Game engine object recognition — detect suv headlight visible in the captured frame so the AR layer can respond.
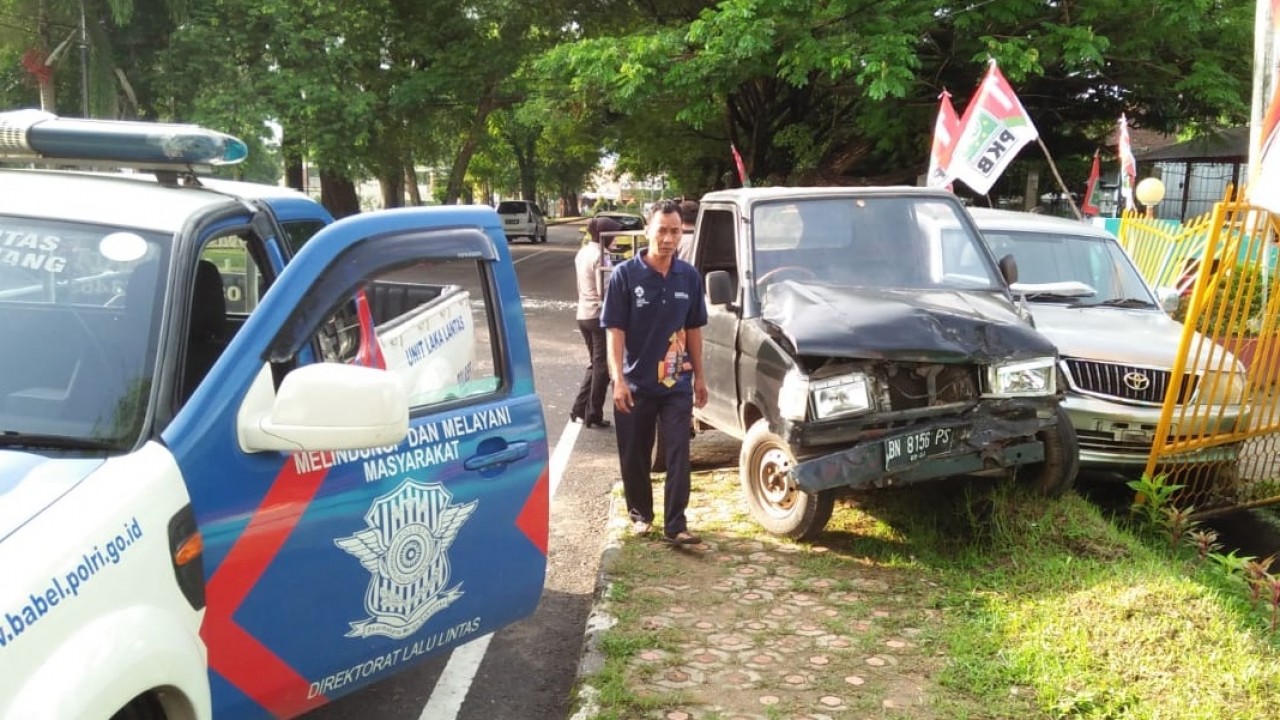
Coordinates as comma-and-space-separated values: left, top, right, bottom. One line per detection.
811, 374, 872, 420
1195, 370, 1248, 406
985, 357, 1056, 397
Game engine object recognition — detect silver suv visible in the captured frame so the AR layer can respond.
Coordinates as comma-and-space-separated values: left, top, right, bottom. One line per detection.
969, 208, 1247, 473
496, 199, 547, 243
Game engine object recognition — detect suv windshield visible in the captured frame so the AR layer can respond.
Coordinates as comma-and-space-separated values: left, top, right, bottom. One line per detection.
752, 196, 1002, 298
982, 229, 1155, 306
0, 218, 168, 451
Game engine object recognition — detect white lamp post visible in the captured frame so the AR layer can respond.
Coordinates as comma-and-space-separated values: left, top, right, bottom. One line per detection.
1136, 177, 1166, 219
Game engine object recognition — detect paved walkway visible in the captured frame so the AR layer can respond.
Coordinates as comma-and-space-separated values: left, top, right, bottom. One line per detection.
575, 463, 952, 719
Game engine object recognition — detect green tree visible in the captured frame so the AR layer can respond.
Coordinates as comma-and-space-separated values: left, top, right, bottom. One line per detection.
540, 0, 1253, 194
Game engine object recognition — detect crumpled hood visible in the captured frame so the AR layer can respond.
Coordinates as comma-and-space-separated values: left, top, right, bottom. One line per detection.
0, 451, 103, 542
761, 282, 1056, 362
1030, 305, 1241, 371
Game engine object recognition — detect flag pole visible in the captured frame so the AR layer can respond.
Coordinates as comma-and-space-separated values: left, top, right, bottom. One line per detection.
1036, 138, 1083, 220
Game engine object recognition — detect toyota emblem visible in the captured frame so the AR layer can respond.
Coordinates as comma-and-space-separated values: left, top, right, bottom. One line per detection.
1123, 371, 1151, 391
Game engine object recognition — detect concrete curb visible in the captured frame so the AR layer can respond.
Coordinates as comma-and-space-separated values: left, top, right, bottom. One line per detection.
568, 481, 627, 720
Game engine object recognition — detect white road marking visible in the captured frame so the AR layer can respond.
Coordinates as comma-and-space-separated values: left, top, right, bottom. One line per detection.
512, 249, 549, 265
550, 420, 582, 499
417, 419, 581, 718
417, 633, 492, 720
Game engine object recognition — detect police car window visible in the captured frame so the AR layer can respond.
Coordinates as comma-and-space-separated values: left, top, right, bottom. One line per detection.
199, 235, 265, 316
0, 218, 167, 448
315, 257, 501, 410
282, 220, 326, 255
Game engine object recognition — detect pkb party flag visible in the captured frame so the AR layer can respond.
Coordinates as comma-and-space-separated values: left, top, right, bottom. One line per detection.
951, 60, 1039, 195
927, 89, 960, 189
1081, 149, 1102, 216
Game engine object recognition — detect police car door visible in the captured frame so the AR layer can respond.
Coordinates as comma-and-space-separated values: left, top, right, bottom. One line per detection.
163, 207, 548, 720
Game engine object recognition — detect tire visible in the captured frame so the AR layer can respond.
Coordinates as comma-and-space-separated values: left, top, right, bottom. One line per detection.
111, 695, 165, 720
739, 419, 835, 540
1022, 405, 1078, 496
538, 227, 548, 243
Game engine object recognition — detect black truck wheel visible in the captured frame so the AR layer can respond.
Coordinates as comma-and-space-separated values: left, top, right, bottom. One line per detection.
1023, 405, 1079, 496
740, 419, 834, 540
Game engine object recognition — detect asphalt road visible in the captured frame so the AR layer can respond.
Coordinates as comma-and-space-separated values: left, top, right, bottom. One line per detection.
306, 220, 616, 720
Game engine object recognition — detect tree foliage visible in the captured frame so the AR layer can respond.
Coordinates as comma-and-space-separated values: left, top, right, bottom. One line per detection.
0, 0, 1259, 210
539, 0, 1253, 196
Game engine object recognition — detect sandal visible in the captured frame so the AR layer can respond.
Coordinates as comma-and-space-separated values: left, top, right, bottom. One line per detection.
664, 531, 701, 545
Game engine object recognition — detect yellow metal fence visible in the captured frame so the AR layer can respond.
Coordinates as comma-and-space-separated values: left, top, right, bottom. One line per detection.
1125, 187, 1280, 516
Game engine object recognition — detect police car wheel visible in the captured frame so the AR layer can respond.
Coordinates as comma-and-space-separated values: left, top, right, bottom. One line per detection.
111, 694, 165, 720
1022, 406, 1079, 497
740, 419, 834, 540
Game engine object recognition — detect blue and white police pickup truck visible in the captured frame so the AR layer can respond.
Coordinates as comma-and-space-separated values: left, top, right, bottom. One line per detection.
0, 110, 549, 719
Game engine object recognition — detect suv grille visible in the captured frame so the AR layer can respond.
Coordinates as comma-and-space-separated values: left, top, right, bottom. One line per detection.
1063, 358, 1197, 405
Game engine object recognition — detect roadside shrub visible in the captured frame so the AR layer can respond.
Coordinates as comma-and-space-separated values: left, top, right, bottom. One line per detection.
1173, 261, 1268, 337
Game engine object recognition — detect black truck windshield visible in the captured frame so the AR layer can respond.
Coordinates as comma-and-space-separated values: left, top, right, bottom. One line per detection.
752, 196, 1003, 296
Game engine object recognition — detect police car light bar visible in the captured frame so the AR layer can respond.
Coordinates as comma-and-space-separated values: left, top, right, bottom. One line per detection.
0, 109, 248, 167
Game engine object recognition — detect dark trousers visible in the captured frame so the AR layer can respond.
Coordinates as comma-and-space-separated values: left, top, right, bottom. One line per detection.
615, 389, 693, 536
571, 319, 610, 422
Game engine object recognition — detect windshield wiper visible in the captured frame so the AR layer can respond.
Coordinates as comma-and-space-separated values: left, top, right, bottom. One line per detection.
1021, 292, 1085, 303
0, 430, 117, 451
1074, 297, 1157, 309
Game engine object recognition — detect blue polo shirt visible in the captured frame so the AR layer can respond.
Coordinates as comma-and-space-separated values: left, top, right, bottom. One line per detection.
601, 250, 708, 395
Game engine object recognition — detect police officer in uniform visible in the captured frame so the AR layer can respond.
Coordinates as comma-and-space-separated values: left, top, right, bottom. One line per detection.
601, 200, 708, 544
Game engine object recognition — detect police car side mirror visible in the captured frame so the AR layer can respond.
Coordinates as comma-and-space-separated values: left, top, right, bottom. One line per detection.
238, 364, 409, 453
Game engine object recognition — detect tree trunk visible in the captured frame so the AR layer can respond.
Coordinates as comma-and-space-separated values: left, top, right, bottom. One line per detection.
444, 84, 500, 204
320, 171, 361, 219
405, 162, 422, 206
379, 170, 405, 209
283, 132, 305, 192
515, 138, 537, 202
559, 187, 580, 216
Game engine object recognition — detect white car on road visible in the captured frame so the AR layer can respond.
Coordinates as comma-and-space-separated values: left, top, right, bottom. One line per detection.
496, 200, 547, 243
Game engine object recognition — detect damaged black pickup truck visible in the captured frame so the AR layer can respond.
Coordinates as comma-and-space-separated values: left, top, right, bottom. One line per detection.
685, 187, 1078, 539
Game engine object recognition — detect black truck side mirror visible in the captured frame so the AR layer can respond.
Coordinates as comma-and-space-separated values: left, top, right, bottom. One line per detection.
706, 270, 735, 306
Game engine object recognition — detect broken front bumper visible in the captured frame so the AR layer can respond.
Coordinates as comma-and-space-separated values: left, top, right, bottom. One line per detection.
790, 409, 1054, 494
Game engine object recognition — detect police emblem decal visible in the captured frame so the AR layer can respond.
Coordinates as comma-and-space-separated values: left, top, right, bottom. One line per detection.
336, 479, 478, 639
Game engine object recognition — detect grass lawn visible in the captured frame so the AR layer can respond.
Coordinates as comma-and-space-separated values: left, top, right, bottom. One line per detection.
576, 471, 1280, 719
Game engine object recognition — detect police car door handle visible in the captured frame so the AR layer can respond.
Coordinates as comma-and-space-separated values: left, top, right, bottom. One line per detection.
464, 441, 530, 470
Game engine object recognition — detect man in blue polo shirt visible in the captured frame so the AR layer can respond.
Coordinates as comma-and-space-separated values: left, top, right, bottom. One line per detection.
602, 199, 708, 544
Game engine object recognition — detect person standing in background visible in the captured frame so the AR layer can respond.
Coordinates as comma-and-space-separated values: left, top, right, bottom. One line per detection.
571, 216, 622, 428
602, 200, 708, 544
676, 198, 698, 262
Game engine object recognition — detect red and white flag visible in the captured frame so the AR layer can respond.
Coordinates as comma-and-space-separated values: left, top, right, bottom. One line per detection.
950, 60, 1039, 196
730, 143, 752, 188
927, 90, 960, 189
1081, 149, 1101, 216
1118, 114, 1138, 211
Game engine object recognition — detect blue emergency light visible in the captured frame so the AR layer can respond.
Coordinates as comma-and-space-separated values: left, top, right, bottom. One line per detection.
0, 109, 248, 167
